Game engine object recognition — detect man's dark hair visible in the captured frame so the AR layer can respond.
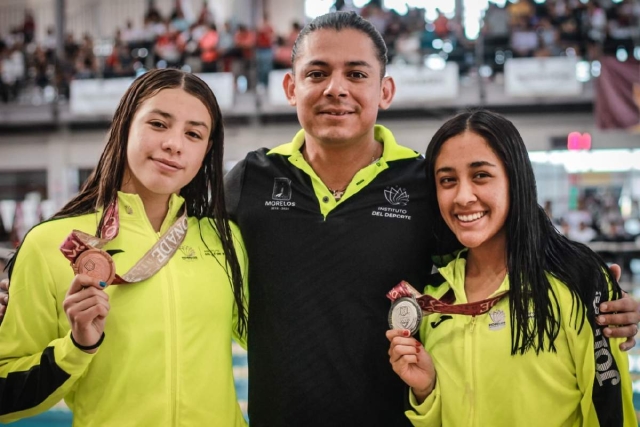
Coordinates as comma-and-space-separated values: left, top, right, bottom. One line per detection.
291, 11, 388, 78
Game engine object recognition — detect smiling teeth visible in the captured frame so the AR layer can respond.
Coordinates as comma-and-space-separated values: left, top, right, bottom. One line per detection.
457, 212, 485, 222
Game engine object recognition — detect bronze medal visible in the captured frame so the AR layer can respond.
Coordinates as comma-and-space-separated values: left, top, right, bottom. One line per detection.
388, 297, 423, 335
73, 248, 116, 285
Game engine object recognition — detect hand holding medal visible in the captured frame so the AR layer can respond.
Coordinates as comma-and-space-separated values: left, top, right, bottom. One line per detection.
62, 274, 110, 354
386, 280, 508, 335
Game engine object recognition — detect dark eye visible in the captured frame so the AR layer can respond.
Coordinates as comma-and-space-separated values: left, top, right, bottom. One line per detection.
349, 71, 366, 79
474, 172, 491, 179
307, 71, 325, 79
186, 131, 202, 139
439, 177, 456, 185
149, 121, 166, 129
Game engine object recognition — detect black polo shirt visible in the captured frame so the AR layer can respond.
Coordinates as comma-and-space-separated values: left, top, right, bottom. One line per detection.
226, 126, 454, 427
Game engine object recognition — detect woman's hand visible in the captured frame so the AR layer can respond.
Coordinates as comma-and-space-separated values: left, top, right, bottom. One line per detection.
0, 278, 8, 321
63, 275, 110, 354
386, 329, 436, 403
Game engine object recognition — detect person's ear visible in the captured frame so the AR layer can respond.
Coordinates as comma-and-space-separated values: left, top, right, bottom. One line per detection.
379, 76, 396, 110
283, 72, 297, 107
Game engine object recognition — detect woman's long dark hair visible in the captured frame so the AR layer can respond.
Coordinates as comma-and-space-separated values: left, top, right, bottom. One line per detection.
425, 109, 621, 354
48, 69, 247, 335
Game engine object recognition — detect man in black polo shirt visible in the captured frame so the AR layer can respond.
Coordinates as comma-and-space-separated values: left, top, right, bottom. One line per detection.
225, 11, 640, 427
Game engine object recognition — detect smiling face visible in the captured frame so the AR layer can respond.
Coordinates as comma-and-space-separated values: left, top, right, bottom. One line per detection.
283, 28, 395, 148
434, 131, 510, 251
122, 88, 211, 201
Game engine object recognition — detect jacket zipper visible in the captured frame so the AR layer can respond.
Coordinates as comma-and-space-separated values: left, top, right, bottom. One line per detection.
468, 316, 477, 426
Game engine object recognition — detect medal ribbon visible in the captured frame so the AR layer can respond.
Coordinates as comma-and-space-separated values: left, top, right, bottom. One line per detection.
60, 200, 188, 284
387, 280, 508, 316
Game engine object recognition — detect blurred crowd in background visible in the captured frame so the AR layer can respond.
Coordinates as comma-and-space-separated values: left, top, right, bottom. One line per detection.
1, 0, 639, 104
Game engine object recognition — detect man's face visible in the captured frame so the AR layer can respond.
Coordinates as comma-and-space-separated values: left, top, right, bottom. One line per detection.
283, 29, 394, 147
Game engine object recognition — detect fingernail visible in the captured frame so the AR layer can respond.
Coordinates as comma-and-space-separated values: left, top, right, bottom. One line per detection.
601, 304, 608, 312
99, 281, 107, 288
402, 330, 410, 337
597, 315, 605, 324
603, 328, 611, 337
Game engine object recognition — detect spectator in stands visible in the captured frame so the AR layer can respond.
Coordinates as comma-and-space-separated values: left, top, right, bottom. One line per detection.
218, 21, 235, 72
287, 21, 302, 47
33, 45, 51, 92
0, 43, 24, 103
569, 221, 598, 243
483, 2, 510, 47
273, 36, 292, 70
395, 27, 421, 65
534, 16, 562, 57
104, 41, 135, 78
255, 15, 275, 87
42, 26, 57, 61
196, 0, 215, 27
508, 0, 535, 27
170, 6, 190, 33
75, 34, 98, 79
22, 10, 35, 45
232, 24, 255, 89
199, 23, 220, 73
154, 23, 184, 68
585, 2, 607, 60
433, 9, 450, 39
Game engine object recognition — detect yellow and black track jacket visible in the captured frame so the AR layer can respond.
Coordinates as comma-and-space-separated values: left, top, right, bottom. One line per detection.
406, 250, 635, 427
0, 192, 248, 427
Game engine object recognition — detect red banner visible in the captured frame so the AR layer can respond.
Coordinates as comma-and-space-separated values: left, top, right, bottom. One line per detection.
595, 57, 640, 132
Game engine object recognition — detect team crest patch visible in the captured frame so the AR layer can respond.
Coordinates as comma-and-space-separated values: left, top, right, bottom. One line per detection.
272, 178, 292, 201
488, 309, 506, 331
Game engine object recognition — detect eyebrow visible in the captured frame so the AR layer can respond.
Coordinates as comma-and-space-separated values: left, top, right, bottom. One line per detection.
149, 108, 210, 130
303, 59, 374, 69
435, 161, 498, 174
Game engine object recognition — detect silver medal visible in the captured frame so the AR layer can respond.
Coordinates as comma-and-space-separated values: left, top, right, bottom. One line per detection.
388, 297, 423, 335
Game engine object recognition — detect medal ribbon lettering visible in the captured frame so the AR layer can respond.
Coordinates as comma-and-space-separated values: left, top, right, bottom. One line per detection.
387, 280, 508, 316
60, 200, 188, 285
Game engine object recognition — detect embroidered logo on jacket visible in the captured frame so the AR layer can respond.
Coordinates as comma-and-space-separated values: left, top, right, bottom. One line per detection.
371, 186, 411, 220
266, 177, 296, 210
384, 186, 409, 206
272, 178, 292, 201
179, 246, 198, 261
488, 309, 506, 331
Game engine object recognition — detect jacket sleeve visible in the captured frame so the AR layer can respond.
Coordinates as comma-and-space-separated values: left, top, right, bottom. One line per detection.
230, 222, 249, 350
0, 230, 96, 422
224, 159, 248, 223
404, 381, 442, 427
563, 282, 636, 427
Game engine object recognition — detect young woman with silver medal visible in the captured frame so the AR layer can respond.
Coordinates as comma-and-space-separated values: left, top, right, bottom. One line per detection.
387, 110, 635, 426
